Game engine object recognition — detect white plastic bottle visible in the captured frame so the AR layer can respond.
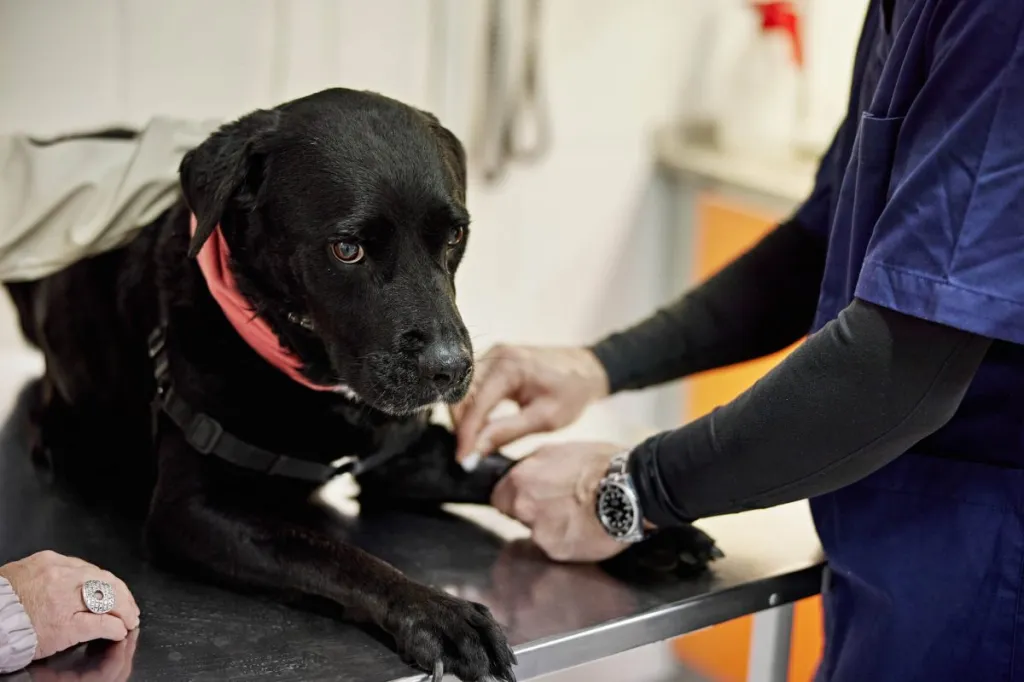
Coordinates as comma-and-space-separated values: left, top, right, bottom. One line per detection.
716, 1, 804, 161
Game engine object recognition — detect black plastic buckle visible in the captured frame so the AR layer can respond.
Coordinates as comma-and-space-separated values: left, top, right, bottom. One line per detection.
186, 413, 225, 454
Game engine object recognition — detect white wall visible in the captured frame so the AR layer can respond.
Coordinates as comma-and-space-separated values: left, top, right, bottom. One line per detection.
0, 0, 865, 442
0, 0, 437, 132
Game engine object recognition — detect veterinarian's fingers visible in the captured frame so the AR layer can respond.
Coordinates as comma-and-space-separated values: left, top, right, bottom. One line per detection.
490, 475, 514, 517
449, 385, 475, 426
491, 476, 531, 527
453, 345, 504, 420
455, 362, 522, 464
475, 401, 559, 458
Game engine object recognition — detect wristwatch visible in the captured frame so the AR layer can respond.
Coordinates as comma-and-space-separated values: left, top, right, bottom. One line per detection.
595, 450, 646, 543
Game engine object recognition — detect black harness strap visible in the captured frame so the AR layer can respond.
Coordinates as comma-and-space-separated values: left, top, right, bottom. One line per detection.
147, 326, 362, 484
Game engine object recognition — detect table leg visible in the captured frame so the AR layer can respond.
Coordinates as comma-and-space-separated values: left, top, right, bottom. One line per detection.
746, 602, 795, 682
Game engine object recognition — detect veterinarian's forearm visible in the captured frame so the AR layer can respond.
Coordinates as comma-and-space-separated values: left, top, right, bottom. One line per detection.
629, 299, 991, 526
591, 219, 826, 393
0, 118, 219, 282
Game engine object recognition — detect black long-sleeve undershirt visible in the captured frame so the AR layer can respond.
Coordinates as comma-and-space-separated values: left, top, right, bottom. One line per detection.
590, 221, 991, 526
591, 219, 827, 393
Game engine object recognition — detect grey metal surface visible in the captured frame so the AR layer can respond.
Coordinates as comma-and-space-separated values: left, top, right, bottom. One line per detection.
0, 380, 824, 681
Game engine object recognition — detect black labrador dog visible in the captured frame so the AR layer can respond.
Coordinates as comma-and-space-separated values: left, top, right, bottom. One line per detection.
5, 88, 720, 681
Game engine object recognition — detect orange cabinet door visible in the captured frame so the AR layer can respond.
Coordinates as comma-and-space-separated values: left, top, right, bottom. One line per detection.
671, 193, 823, 682
688, 194, 796, 419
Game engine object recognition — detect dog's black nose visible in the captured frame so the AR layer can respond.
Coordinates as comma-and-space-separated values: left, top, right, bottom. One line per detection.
418, 341, 471, 391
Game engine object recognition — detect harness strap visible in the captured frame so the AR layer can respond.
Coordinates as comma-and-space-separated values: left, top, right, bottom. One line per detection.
147, 326, 357, 484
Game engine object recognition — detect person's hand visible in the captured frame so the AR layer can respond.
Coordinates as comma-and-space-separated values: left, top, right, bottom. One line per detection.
0, 551, 140, 661
451, 345, 610, 466
491, 442, 626, 562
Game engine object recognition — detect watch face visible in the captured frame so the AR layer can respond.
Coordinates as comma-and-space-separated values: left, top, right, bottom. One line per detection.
598, 483, 636, 537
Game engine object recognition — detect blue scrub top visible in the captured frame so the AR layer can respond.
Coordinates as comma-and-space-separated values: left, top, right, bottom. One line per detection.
794, 0, 1024, 468
792, 3, 1024, 677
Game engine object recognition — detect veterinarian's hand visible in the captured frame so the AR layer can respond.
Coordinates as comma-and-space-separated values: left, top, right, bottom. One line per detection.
491, 442, 627, 562
0, 551, 140, 661
452, 345, 609, 465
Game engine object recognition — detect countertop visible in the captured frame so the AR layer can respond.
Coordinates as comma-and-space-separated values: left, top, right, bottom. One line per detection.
653, 122, 820, 207
0, 370, 824, 682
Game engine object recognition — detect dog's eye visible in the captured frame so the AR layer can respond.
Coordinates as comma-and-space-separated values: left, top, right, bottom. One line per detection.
330, 241, 364, 264
447, 226, 465, 247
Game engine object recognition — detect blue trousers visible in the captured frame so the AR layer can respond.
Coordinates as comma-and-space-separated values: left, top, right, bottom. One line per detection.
812, 454, 1024, 681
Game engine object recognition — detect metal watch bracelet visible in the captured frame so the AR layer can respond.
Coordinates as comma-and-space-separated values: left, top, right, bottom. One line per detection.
595, 450, 646, 543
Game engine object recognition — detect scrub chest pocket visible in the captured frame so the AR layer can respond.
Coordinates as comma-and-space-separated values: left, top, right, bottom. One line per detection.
850, 114, 903, 237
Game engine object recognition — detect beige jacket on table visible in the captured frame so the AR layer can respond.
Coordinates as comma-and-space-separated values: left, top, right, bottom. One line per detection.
0, 117, 220, 283
0, 116, 222, 676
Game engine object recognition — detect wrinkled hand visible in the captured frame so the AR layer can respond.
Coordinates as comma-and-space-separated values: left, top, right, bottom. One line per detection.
0, 551, 140, 661
451, 345, 609, 465
491, 442, 626, 562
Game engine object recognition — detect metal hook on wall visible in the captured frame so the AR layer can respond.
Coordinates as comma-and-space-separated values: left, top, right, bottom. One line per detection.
473, 0, 552, 184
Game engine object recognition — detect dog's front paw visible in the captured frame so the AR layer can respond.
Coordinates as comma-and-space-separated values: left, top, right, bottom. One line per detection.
600, 524, 724, 583
386, 585, 516, 682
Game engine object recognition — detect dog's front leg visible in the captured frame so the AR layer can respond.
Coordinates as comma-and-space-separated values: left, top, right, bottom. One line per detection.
357, 425, 514, 507
358, 425, 725, 581
145, 430, 516, 682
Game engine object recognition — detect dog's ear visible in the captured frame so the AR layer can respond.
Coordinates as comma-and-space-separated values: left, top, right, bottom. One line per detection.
179, 109, 281, 258
419, 111, 467, 201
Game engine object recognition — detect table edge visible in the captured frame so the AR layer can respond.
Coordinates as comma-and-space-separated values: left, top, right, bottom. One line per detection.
393, 561, 826, 681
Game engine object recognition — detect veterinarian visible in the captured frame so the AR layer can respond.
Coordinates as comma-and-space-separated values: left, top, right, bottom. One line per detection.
454, 1, 1024, 679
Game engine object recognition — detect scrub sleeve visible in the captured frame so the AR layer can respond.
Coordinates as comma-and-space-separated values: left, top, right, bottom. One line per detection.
815, 5, 1024, 342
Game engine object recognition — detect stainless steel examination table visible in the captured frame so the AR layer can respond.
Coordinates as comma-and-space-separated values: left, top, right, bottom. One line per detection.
0, 378, 825, 682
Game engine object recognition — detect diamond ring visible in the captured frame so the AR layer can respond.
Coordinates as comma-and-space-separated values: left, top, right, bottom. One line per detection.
81, 580, 116, 615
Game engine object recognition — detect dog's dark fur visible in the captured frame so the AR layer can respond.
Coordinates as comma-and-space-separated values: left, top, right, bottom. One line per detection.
6, 88, 719, 681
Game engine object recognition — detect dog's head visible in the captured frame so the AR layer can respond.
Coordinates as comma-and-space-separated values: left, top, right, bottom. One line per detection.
179, 88, 473, 416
